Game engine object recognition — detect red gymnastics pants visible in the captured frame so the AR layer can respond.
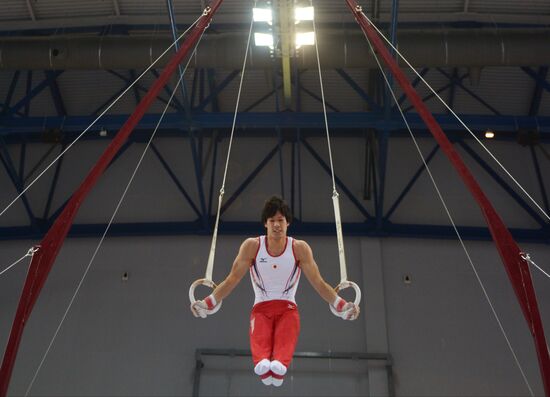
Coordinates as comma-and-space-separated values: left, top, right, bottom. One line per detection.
249, 300, 300, 368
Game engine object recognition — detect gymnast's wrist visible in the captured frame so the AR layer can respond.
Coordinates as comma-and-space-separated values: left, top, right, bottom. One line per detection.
204, 294, 217, 310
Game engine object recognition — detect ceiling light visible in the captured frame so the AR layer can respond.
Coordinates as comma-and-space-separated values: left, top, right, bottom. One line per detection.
296, 31, 315, 48
253, 7, 272, 23
295, 6, 314, 23
485, 130, 495, 139
255, 32, 274, 47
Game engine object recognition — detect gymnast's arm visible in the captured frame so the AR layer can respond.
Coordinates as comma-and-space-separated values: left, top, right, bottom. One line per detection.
295, 239, 359, 320
211, 237, 259, 302
294, 239, 338, 304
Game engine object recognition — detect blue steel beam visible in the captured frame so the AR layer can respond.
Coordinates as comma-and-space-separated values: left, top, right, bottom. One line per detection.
526, 65, 549, 214
335, 69, 381, 111
190, 69, 200, 108
45, 70, 67, 116
129, 70, 142, 105
448, 68, 458, 112
294, 61, 303, 219
199, 69, 206, 105
296, 129, 304, 219
1, 221, 547, 244
3, 113, 550, 137
437, 68, 501, 115
299, 84, 340, 112
91, 80, 132, 116
2, 71, 20, 114
458, 140, 548, 228
8, 71, 63, 116
23, 143, 58, 183
291, 140, 296, 216
402, 72, 468, 113
46, 139, 135, 223
522, 67, 550, 93
301, 139, 371, 219
42, 142, 66, 219
196, 70, 239, 112
206, 69, 221, 113
395, 67, 429, 108
0, 137, 38, 230
18, 141, 26, 179
283, 67, 341, 112
149, 143, 202, 218
272, 69, 285, 198
377, 108, 390, 227
244, 70, 304, 113
243, 84, 281, 112
528, 66, 549, 117
165, 0, 192, 119
204, 69, 221, 215
376, 0, 399, 228
185, 117, 209, 230
530, 145, 550, 214
384, 144, 439, 221
363, 130, 378, 201
104, 70, 181, 113
370, 133, 379, 210
150, 68, 185, 111
198, 132, 204, 178
207, 133, 219, 219
24, 71, 33, 116
220, 145, 281, 215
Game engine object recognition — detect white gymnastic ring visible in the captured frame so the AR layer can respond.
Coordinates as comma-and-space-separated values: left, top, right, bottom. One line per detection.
189, 278, 222, 315
329, 280, 362, 316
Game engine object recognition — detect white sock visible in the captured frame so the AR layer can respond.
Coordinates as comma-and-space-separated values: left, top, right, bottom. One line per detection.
254, 358, 271, 376
271, 377, 284, 387
261, 375, 273, 386
270, 360, 287, 376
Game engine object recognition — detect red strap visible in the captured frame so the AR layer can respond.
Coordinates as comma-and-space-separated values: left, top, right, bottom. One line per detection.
205, 295, 216, 310
345, 1, 550, 394
0, 3, 225, 395
333, 297, 346, 312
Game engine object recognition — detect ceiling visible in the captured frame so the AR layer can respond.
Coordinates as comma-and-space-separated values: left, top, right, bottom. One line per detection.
0, 0, 549, 242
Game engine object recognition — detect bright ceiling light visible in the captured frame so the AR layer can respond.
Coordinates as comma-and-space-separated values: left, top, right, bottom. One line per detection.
295, 31, 315, 48
253, 7, 272, 23
295, 6, 314, 23
255, 32, 274, 47
485, 130, 495, 139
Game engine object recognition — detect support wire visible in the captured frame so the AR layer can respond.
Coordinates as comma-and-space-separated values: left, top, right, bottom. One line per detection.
522, 253, 550, 280
204, 1, 256, 281
0, 247, 38, 278
311, 0, 348, 284
360, 15, 534, 396
360, 11, 550, 224
0, 15, 203, 220
23, 32, 205, 397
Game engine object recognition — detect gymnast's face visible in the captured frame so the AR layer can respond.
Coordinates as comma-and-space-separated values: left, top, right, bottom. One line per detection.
264, 211, 289, 239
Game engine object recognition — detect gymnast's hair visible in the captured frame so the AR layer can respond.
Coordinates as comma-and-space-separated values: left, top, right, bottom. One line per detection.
261, 196, 293, 225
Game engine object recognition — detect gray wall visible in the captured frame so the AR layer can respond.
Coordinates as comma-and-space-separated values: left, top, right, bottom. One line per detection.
1, 136, 550, 396
1, 235, 549, 396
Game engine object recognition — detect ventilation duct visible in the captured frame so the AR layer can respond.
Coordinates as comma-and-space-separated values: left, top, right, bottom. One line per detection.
1, 29, 549, 70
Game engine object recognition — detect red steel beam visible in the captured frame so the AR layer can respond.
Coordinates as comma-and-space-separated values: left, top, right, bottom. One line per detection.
344, 1, 549, 395
0, 2, 224, 395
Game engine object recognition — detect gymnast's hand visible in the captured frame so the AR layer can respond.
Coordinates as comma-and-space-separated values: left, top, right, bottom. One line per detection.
331, 296, 360, 320
190, 294, 219, 318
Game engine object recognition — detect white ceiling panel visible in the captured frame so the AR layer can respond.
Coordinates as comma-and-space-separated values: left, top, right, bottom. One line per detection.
33, 0, 115, 20
379, 0, 463, 14
1, 0, 29, 21
469, 0, 550, 15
